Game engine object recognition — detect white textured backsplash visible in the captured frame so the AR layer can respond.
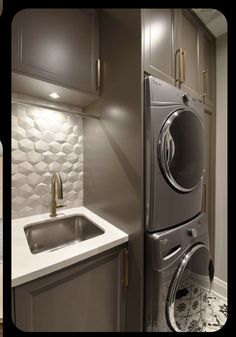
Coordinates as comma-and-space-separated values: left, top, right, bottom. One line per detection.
12, 96, 83, 219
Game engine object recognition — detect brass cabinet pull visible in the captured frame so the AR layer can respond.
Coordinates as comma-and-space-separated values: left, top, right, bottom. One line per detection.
96, 59, 101, 89
124, 249, 128, 287
175, 48, 182, 87
202, 70, 208, 97
175, 48, 185, 86
202, 183, 207, 212
182, 50, 186, 83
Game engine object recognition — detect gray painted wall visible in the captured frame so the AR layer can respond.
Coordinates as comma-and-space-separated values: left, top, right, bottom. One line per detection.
214, 33, 227, 283
84, 9, 143, 331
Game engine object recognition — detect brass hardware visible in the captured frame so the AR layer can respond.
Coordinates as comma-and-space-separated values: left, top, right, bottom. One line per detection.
202, 183, 207, 213
202, 70, 208, 98
175, 48, 185, 86
182, 50, 186, 83
175, 48, 182, 87
50, 172, 64, 217
96, 59, 101, 89
124, 249, 129, 287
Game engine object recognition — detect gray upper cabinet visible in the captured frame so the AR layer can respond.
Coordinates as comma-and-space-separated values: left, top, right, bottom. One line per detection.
12, 245, 127, 332
142, 9, 177, 85
199, 29, 216, 107
12, 9, 99, 96
176, 9, 200, 98
142, 9, 200, 93
142, 9, 216, 105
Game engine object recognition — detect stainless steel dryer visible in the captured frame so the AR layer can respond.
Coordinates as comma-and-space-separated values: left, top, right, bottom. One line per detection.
144, 213, 214, 332
145, 75, 205, 232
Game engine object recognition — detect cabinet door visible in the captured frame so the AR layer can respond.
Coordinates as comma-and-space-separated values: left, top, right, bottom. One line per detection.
13, 247, 127, 332
199, 29, 216, 107
12, 9, 99, 95
176, 10, 200, 98
143, 9, 176, 85
203, 107, 216, 260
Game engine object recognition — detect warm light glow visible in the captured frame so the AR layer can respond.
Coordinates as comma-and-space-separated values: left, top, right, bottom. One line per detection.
49, 92, 60, 99
150, 21, 166, 46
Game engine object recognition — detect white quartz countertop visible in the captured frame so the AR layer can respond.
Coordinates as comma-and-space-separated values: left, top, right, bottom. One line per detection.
12, 207, 128, 287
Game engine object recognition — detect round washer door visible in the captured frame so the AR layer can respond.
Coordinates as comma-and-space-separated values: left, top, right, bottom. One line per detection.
158, 109, 205, 193
167, 243, 214, 332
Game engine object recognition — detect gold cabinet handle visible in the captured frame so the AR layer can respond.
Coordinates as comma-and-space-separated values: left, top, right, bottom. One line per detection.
175, 48, 185, 86
96, 59, 101, 89
202, 183, 207, 212
175, 48, 182, 87
124, 249, 128, 287
182, 50, 186, 83
202, 70, 208, 97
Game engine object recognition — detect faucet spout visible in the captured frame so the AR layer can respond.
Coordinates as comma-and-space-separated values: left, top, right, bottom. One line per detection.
50, 172, 64, 217
51, 172, 63, 200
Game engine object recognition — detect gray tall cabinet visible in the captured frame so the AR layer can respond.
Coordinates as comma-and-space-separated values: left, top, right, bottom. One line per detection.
143, 8, 216, 107
199, 28, 216, 108
142, 9, 177, 85
142, 9, 216, 263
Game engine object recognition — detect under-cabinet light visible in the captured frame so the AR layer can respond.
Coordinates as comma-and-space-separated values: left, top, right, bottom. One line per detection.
49, 92, 60, 99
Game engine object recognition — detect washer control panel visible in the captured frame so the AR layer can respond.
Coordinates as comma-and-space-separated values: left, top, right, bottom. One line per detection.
147, 213, 209, 269
187, 227, 198, 239
182, 92, 190, 104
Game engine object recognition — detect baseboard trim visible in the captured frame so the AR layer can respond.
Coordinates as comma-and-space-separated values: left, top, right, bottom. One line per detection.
211, 277, 227, 300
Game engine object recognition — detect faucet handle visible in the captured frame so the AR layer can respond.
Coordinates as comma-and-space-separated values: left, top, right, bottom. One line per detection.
56, 203, 64, 208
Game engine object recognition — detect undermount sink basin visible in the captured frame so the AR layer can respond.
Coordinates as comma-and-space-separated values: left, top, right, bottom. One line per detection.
24, 215, 105, 254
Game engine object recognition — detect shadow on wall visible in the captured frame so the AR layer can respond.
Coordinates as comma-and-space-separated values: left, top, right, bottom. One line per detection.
100, 119, 140, 196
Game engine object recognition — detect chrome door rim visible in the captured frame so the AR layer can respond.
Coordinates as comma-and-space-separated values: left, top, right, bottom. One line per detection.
158, 108, 204, 193
166, 243, 212, 332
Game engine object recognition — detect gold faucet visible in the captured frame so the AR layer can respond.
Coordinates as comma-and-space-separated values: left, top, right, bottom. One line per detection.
50, 172, 64, 217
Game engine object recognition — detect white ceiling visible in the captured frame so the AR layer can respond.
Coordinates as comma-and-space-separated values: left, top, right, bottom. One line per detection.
192, 9, 227, 37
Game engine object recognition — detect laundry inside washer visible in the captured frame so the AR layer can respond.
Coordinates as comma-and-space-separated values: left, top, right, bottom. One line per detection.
176, 287, 189, 299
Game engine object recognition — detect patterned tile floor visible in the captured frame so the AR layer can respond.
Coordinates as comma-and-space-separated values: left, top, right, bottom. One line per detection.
204, 293, 227, 332
174, 279, 227, 332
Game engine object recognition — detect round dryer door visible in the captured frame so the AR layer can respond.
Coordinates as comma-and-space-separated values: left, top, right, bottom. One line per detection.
158, 109, 205, 193
167, 243, 214, 332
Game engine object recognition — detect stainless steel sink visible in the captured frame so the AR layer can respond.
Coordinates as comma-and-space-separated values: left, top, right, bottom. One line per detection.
24, 215, 105, 254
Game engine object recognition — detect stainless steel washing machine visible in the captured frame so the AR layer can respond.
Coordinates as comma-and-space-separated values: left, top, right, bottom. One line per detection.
144, 213, 214, 332
145, 75, 205, 231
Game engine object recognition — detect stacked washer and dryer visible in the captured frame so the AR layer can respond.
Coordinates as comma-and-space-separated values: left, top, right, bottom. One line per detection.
144, 76, 214, 332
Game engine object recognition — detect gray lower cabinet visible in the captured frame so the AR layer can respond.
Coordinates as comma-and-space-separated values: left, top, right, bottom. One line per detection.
12, 245, 127, 332
12, 9, 99, 96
